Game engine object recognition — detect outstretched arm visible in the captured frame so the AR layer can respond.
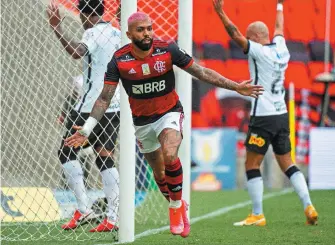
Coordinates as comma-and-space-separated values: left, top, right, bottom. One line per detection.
274, 0, 285, 37
185, 62, 263, 98
186, 62, 238, 91
212, 0, 248, 52
47, 3, 87, 59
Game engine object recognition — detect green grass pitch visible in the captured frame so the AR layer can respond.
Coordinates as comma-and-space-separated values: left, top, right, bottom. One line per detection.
2, 190, 335, 245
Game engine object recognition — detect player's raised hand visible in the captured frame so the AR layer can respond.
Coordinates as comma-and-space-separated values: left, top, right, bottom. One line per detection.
236, 80, 264, 98
64, 125, 89, 148
47, 1, 62, 30
213, 0, 224, 14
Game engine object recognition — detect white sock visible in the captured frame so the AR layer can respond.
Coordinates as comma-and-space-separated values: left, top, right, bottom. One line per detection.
169, 199, 182, 208
63, 160, 90, 213
290, 171, 312, 209
247, 177, 264, 215
101, 168, 119, 222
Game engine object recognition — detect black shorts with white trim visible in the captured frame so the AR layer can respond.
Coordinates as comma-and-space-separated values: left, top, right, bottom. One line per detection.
63, 110, 119, 151
244, 113, 291, 155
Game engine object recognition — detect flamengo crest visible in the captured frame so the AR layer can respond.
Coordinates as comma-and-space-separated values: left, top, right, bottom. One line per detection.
154, 60, 166, 73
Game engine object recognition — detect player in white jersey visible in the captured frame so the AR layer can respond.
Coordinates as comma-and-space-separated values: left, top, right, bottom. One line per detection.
213, 0, 318, 226
57, 76, 82, 125
57, 75, 96, 159
48, 0, 120, 232
57, 75, 98, 175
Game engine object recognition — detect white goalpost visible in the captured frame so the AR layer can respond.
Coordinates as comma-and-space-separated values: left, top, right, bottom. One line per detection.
176, 0, 193, 218
118, 0, 136, 243
0, 0, 192, 243
117, 0, 193, 242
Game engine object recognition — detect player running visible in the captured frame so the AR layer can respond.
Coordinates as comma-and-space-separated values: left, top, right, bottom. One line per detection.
213, 0, 318, 226
64, 12, 263, 237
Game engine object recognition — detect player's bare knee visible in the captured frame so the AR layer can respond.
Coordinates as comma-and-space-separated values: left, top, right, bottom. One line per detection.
144, 148, 164, 166
95, 146, 113, 157
162, 148, 178, 165
159, 129, 182, 150
245, 150, 263, 171
245, 161, 260, 171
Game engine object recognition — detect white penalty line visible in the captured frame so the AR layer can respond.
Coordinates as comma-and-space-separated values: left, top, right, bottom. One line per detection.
97, 188, 292, 245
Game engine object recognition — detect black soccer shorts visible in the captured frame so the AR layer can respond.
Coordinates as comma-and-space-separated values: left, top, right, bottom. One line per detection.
63, 110, 120, 151
244, 113, 291, 155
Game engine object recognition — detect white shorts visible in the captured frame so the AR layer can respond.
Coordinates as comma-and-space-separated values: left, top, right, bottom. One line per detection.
134, 112, 184, 154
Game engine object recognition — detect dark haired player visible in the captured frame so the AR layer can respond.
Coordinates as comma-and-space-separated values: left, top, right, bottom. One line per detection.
48, 0, 121, 232
65, 12, 263, 237
213, 0, 318, 226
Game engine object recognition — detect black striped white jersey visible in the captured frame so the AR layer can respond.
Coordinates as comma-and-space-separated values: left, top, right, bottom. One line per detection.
74, 22, 121, 113
246, 35, 290, 116
72, 75, 83, 95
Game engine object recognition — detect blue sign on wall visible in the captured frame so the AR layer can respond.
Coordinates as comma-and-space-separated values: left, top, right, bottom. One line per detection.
191, 129, 237, 190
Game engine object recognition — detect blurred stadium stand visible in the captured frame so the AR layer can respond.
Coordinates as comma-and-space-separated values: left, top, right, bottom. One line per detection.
190, 0, 335, 166
58, 0, 335, 167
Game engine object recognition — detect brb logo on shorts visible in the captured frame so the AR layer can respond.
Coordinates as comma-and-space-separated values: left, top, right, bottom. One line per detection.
249, 133, 265, 147
132, 80, 166, 94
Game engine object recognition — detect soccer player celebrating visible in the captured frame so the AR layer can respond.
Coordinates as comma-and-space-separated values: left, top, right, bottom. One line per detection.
64, 12, 263, 237
213, 0, 318, 226
47, 0, 121, 232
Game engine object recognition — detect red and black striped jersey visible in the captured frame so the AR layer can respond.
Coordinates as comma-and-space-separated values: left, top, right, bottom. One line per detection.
104, 39, 194, 126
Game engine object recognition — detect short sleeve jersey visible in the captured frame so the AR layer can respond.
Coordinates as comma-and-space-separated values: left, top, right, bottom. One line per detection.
75, 22, 121, 113
72, 75, 84, 95
104, 40, 194, 125
245, 35, 290, 116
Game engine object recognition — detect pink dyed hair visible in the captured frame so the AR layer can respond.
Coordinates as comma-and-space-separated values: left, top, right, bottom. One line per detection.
127, 12, 151, 27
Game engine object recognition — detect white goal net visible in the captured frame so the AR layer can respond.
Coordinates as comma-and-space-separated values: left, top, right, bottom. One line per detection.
1, 0, 179, 242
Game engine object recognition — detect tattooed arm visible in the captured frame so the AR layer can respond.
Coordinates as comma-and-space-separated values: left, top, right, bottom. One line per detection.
212, 0, 248, 52
90, 84, 117, 121
186, 62, 239, 91
185, 62, 264, 97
